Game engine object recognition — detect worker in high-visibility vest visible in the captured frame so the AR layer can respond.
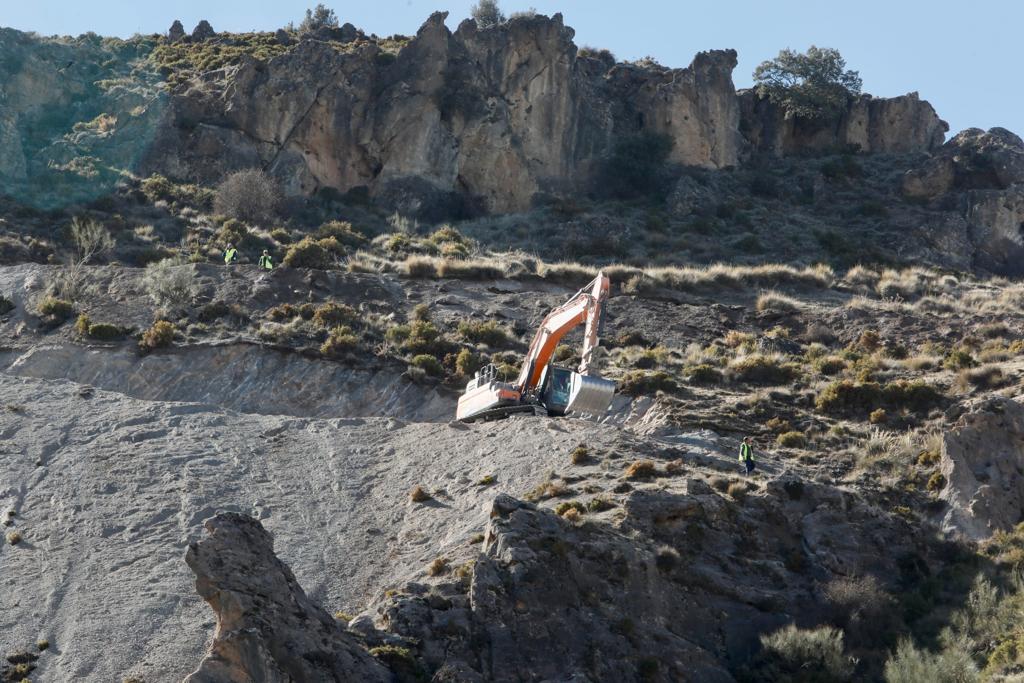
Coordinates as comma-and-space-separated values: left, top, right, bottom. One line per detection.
258, 249, 273, 270
223, 243, 238, 265
739, 436, 756, 475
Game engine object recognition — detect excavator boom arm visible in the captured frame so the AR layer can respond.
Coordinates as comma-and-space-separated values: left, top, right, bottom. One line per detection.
515, 273, 610, 391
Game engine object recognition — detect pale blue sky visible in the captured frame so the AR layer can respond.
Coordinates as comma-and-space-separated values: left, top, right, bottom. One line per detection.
4, 0, 1020, 137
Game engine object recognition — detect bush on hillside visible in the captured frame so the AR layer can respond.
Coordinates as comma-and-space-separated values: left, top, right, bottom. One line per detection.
142, 259, 197, 309
320, 325, 359, 358
457, 319, 513, 347
213, 169, 280, 224
140, 321, 175, 352
37, 296, 74, 321
283, 237, 334, 269
299, 3, 338, 33
756, 624, 854, 682
316, 221, 366, 247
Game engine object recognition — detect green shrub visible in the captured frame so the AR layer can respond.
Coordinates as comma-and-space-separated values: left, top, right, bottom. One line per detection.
944, 348, 977, 370
618, 370, 677, 396
270, 227, 292, 244
267, 303, 298, 321
757, 624, 854, 682
320, 325, 359, 357
0, 294, 14, 315
777, 431, 807, 448
816, 379, 943, 418
458, 319, 513, 347
730, 354, 799, 385
75, 313, 91, 336
869, 408, 887, 424
554, 500, 586, 516
455, 348, 482, 377
814, 356, 847, 375
38, 296, 74, 321
216, 218, 249, 248
283, 237, 334, 269
139, 321, 175, 351
410, 354, 444, 377
685, 364, 722, 385
87, 322, 125, 341
312, 302, 356, 329
883, 638, 978, 683
391, 320, 451, 356
317, 220, 366, 247
926, 472, 946, 492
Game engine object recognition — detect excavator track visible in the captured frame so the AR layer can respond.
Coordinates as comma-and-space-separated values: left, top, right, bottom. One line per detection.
460, 404, 539, 423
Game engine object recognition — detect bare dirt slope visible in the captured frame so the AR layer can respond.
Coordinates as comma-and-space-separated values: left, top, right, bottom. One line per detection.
0, 372, 714, 682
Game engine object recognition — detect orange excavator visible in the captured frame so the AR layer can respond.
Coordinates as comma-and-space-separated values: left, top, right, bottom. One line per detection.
456, 272, 616, 422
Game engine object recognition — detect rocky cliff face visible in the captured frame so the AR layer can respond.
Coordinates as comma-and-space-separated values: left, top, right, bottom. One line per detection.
739, 90, 947, 156
144, 12, 744, 216
0, 13, 948, 217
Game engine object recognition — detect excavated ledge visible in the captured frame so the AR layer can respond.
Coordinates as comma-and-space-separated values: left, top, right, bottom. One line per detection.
0, 342, 455, 421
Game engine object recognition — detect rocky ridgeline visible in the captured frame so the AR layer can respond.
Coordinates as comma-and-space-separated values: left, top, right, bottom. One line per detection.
1, 12, 945, 216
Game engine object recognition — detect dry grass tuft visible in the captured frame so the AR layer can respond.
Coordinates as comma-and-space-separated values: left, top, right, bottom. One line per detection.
625, 460, 658, 480
409, 485, 431, 503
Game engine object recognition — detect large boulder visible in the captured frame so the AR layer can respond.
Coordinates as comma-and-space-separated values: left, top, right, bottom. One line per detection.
183, 513, 392, 683
939, 397, 1024, 541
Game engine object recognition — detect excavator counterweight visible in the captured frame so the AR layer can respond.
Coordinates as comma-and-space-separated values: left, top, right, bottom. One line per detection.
455, 273, 615, 422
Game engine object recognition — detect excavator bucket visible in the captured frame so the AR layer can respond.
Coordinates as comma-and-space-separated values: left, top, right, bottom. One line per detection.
565, 373, 616, 417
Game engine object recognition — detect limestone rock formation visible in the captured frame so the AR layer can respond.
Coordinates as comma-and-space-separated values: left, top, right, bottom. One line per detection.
191, 20, 216, 42
144, 12, 744, 215
168, 20, 186, 43
902, 128, 1024, 274
739, 90, 947, 156
184, 513, 391, 683
939, 397, 1024, 540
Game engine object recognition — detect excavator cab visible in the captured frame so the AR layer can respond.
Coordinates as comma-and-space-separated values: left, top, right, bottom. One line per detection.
539, 365, 616, 418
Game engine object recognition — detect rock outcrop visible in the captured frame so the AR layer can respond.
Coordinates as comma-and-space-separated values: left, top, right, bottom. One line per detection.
739, 90, 947, 156
145, 12, 744, 215
902, 127, 1024, 199
184, 513, 391, 682
939, 397, 1024, 540
902, 128, 1024, 274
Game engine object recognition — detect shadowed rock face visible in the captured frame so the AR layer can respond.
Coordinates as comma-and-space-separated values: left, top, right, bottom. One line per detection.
184, 513, 391, 683
902, 128, 1024, 275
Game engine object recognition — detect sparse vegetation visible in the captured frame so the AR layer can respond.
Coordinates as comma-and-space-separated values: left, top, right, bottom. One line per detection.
625, 460, 657, 480
142, 259, 198, 309
409, 485, 431, 503
213, 169, 280, 224
776, 431, 807, 448
756, 624, 854, 681
570, 445, 589, 465
139, 321, 175, 351
6, 530, 23, 545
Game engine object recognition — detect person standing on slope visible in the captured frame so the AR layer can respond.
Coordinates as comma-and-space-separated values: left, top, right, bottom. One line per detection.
739, 436, 756, 475
258, 249, 273, 270
223, 243, 238, 265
